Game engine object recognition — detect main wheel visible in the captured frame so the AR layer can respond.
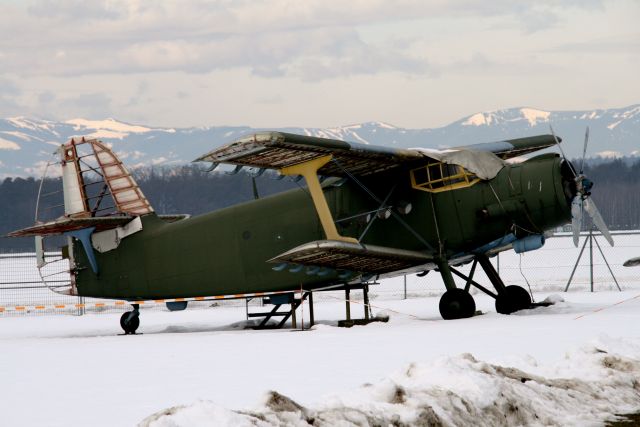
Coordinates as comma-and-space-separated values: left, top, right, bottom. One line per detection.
495, 285, 532, 315
120, 311, 140, 334
439, 289, 476, 320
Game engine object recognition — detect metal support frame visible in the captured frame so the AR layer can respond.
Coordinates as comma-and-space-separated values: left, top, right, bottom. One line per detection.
565, 228, 621, 292
436, 259, 458, 291
308, 292, 315, 327
476, 253, 507, 295
450, 264, 498, 299
435, 254, 503, 300
247, 292, 318, 329
248, 300, 300, 329
331, 158, 434, 251
363, 285, 370, 320
345, 287, 351, 321
280, 155, 357, 244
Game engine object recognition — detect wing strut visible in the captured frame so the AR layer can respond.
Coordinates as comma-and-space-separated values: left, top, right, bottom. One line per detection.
279, 155, 357, 244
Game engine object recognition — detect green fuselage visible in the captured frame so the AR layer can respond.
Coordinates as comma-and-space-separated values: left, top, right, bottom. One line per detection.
73, 154, 572, 300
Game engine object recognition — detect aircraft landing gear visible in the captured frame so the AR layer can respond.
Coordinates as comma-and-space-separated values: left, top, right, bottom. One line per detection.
495, 285, 531, 315
439, 288, 476, 319
442, 254, 534, 318
437, 260, 476, 320
120, 304, 140, 334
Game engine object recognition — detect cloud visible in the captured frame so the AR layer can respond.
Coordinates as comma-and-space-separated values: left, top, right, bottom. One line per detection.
60, 93, 113, 118
38, 91, 56, 105
27, 0, 124, 20
0, 77, 23, 116
0, 1, 606, 80
23, 160, 61, 177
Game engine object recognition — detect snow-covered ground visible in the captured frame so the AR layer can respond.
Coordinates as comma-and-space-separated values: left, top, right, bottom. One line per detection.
1, 289, 639, 426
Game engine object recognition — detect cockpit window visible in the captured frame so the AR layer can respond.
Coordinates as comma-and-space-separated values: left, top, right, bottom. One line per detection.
410, 161, 479, 192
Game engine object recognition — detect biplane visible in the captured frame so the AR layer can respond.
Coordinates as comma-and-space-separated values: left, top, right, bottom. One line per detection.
8, 129, 613, 333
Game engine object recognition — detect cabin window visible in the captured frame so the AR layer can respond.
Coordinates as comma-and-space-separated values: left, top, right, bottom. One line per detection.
410, 161, 479, 193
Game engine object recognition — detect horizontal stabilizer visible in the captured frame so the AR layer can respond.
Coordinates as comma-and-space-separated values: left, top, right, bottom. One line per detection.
6, 214, 189, 237
268, 240, 432, 275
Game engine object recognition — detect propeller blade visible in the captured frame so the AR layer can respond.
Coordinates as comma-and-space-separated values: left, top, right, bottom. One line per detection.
583, 198, 614, 246
579, 126, 589, 175
550, 125, 576, 176
571, 196, 582, 247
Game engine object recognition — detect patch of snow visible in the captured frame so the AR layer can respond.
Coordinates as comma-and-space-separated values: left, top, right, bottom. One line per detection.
595, 150, 622, 159
520, 108, 550, 126
65, 118, 173, 139
0, 130, 35, 141
0, 137, 20, 150
86, 130, 129, 140
348, 131, 370, 144
142, 344, 640, 427
543, 294, 565, 304
66, 118, 153, 134
6, 116, 56, 132
620, 106, 640, 119
151, 156, 169, 165
608, 120, 622, 130
375, 121, 398, 130
463, 112, 491, 126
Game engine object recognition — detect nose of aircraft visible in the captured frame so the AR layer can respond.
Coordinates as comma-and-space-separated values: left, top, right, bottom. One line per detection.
553, 127, 614, 247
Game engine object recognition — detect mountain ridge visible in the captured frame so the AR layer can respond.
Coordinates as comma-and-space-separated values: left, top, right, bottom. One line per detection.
1, 104, 638, 178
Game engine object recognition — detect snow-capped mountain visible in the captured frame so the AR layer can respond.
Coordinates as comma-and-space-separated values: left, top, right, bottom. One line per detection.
1, 104, 638, 178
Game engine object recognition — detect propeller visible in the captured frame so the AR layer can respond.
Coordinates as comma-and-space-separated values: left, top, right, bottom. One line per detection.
550, 126, 614, 247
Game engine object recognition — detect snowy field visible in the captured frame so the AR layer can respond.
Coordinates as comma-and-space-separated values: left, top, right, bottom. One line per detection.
1, 232, 639, 426
1, 289, 640, 426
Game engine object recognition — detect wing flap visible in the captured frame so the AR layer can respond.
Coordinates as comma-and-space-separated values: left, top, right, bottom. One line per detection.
269, 240, 432, 275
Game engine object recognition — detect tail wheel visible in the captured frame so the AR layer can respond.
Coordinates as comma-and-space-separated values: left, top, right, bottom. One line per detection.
439, 288, 476, 320
120, 311, 140, 334
495, 285, 532, 315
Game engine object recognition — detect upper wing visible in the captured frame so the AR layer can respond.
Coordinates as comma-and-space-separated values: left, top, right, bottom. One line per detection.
194, 131, 424, 177
458, 134, 559, 159
194, 131, 559, 177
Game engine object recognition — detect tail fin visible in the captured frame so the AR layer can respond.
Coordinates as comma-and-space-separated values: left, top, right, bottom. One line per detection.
7, 137, 154, 238
60, 137, 153, 218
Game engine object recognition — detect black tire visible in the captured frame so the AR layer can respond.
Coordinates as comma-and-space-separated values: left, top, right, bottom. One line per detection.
120, 311, 140, 334
495, 285, 532, 315
439, 288, 476, 320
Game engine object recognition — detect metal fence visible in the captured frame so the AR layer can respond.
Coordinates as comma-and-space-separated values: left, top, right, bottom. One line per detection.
1, 231, 639, 317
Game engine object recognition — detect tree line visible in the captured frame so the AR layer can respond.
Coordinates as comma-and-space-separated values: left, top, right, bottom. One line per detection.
1, 159, 638, 252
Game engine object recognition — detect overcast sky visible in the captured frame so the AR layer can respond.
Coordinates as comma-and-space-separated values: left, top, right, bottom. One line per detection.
0, 0, 638, 128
